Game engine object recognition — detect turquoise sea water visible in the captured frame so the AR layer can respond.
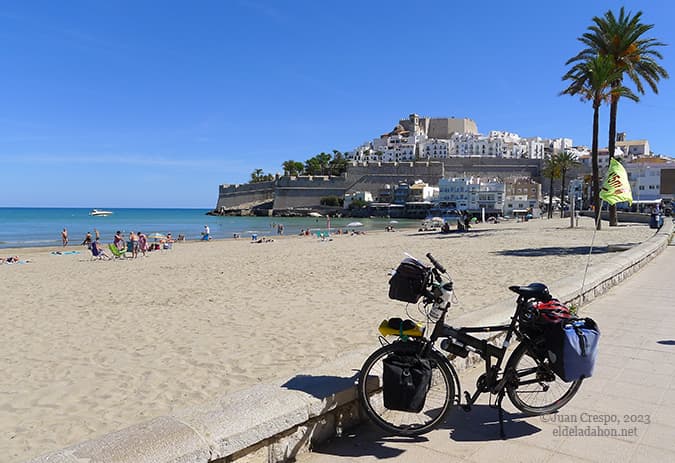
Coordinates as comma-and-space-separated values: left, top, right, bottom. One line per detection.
0, 208, 420, 249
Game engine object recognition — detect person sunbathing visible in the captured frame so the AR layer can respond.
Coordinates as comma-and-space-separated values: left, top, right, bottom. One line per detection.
91, 239, 111, 260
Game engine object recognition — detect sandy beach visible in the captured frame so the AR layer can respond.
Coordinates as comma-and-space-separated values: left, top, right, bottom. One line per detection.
0, 217, 657, 462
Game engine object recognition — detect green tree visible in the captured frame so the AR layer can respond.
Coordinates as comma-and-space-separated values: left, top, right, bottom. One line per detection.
329, 150, 348, 176
542, 158, 561, 219
567, 7, 668, 225
305, 152, 332, 175
561, 54, 638, 229
282, 160, 304, 176
250, 168, 264, 183
552, 151, 581, 218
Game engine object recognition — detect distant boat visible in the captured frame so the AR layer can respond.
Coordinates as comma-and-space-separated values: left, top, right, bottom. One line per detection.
308, 212, 323, 217
89, 209, 113, 217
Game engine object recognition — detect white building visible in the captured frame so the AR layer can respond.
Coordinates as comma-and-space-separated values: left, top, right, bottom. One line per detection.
345, 114, 573, 162
343, 191, 373, 209
625, 159, 675, 202
438, 177, 505, 212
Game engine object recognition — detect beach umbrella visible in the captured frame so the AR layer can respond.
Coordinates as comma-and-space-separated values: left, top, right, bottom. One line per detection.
147, 233, 166, 241
347, 221, 364, 227
389, 220, 399, 224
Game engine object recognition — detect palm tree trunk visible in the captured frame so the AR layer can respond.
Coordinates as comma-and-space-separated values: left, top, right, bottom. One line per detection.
560, 170, 567, 219
608, 95, 619, 226
592, 104, 602, 230
548, 175, 554, 219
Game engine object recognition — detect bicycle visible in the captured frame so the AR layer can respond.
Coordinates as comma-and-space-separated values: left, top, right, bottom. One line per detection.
357, 253, 584, 438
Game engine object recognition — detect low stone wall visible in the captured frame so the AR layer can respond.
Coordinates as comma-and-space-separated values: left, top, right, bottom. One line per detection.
28, 221, 673, 463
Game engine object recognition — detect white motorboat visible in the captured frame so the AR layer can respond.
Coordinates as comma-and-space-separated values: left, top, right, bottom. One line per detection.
89, 209, 113, 217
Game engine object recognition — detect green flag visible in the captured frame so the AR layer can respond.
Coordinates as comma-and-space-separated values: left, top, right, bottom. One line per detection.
600, 158, 633, 205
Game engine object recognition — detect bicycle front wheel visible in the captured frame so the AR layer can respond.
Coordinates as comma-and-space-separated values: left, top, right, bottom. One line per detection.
506, 341, 582, 415
357, 341, 456, 436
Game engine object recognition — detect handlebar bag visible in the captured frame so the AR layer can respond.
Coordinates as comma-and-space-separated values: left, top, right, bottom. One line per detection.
382, 354, 432, 412
388, 258, 430, 303
545, 318, 600, 382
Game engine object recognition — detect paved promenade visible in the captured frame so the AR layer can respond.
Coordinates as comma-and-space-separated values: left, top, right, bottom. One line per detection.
300, 244, 675, 463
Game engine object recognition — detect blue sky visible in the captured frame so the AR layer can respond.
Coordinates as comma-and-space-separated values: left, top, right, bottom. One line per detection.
1, 0, 674, 208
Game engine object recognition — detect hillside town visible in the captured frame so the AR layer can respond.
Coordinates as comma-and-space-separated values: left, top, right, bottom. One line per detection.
213, 113, 675, 219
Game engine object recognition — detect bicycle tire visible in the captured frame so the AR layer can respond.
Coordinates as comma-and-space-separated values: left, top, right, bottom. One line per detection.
357, 341, 456, 436
506, 341, 583, 415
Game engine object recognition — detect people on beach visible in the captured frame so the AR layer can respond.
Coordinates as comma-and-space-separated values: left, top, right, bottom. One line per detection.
61, 228, 68, 247
201, 225, 211, 241
1, 256, 20, 264
138, 232, 148, 257
90, 238, 110, 260
114, 231, 125, 252
94, 228, 100, 241
81, 232, 93, 247
129, 231, 139, 258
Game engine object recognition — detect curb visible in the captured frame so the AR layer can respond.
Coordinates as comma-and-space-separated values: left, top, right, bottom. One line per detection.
26, 221, 674, 463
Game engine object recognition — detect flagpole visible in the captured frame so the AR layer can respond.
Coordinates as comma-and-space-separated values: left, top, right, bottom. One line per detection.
580, 202, 603, 302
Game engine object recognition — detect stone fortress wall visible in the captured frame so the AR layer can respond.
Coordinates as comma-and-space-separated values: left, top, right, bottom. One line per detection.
216, 180, 276, 210
215, 158, 545, 211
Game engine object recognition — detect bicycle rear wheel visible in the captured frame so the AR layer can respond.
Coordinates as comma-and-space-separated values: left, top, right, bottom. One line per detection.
506, 341, 582, 415
357, 341, 456, 436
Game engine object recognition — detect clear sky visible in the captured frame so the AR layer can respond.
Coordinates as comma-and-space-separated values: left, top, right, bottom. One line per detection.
1, 0, 674, 208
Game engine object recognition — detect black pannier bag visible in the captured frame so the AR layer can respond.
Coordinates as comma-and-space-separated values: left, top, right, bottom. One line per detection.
382, 354, 432, 412
388, 258, 430, 303
544, 318, 600, 382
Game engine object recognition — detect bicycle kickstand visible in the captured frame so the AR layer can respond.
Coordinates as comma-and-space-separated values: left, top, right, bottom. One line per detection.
497, 389, 506, 440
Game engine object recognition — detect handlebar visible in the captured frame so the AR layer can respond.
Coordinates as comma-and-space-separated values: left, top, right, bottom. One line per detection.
426, 253, 447, 274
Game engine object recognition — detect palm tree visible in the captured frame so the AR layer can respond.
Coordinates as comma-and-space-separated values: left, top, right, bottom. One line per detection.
552, 151, 581, 218
542, 158, 561, 219
567, 7, 669, 225
561, 54, 638, 229
282, 160, 304, 176
250, 168, 264, 183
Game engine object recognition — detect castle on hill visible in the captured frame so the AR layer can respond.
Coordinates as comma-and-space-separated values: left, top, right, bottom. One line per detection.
212, 114, 673, 218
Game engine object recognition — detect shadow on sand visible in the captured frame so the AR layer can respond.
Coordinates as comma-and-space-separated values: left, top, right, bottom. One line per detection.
493, 245, 616, 257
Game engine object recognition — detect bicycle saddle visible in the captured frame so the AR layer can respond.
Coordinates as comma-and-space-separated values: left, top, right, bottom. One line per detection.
508, 283, 552, 302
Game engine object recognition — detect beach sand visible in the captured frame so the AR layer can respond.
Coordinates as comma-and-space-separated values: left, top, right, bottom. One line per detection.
0, 217, 656, 461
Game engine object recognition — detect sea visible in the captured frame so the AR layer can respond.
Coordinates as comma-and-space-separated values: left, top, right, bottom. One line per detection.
0, 208, 420, 249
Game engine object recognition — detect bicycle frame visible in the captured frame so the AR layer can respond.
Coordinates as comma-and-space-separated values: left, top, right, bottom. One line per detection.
423, 283, 532, 409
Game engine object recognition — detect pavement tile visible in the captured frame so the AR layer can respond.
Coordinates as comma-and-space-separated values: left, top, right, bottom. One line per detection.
603, 380, 667, 405
613, 369, 672, 388
623, 357, 675, 375
554, 434, 639, 463
639, 423, 675, 451
466, 440, 558, 463
627, 445, 675, 462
